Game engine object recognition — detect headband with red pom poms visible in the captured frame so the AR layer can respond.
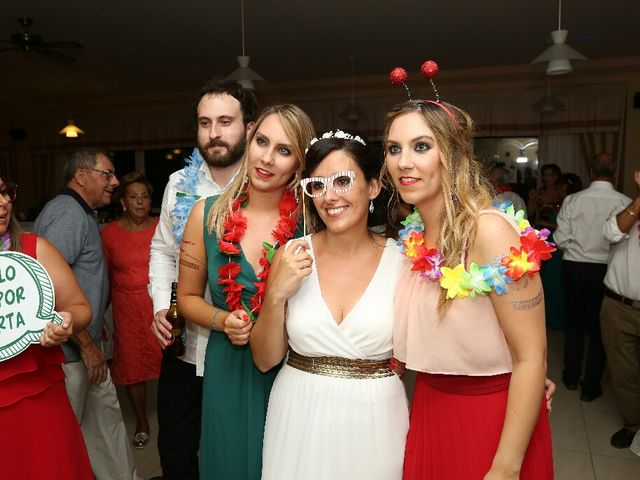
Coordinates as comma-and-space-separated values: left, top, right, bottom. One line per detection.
389, 59, 454, 119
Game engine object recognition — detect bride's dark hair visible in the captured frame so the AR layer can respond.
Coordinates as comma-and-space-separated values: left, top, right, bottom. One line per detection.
302, 137, 382, 232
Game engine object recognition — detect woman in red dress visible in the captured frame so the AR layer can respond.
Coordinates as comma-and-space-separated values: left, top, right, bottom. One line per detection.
102, 172, 161, 449
384, 100, 554, 479
0, 175, 93, 479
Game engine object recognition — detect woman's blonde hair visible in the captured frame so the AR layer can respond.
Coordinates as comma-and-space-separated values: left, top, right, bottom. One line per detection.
207, 104, 316, 237
382, 100, 493, 314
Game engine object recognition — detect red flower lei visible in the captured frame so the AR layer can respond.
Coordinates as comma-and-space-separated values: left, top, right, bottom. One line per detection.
217, 190, 298, 317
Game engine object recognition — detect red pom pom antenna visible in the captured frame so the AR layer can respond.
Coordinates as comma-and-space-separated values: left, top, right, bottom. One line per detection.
420, 60, 439, 80
389, 67, 408, 85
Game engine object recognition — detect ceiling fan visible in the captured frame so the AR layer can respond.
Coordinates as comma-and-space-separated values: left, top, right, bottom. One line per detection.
0, 17, 83, 63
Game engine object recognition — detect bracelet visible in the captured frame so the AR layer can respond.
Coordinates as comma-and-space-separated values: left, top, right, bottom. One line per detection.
211, 309, 224, 331
625, 207, 638, 217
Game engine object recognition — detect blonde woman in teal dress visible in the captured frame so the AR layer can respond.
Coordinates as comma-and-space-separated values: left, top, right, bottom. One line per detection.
177, 104, 315, 479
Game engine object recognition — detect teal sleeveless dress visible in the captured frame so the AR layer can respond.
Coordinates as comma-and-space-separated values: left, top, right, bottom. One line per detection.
199, 196, 285, 479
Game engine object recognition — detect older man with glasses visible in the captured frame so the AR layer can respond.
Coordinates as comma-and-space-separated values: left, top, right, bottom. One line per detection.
34, 147, 139, 480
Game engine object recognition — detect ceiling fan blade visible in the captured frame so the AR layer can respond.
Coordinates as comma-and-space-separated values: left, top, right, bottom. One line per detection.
42, 41, 84, 49
35, 48, 77, 63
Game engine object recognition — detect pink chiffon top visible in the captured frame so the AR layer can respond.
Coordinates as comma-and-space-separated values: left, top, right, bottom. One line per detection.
393, 210, 518, 376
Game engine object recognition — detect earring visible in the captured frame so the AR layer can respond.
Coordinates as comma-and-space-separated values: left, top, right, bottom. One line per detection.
242, 175, 249, 189
294, 186, 300, 205
369, 199, 375, 213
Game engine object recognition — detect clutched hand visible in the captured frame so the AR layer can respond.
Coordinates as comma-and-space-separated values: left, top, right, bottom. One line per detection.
224, 309, 254, 345
544, 377, 556, 413
39, 311, 74, 346
268, 239, 313, 301
79, 340, 108, 385
390, 357, 406, 379
151, 309, 172, 348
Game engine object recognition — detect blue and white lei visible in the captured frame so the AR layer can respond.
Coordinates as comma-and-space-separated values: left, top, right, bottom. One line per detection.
170, 148, 204, 243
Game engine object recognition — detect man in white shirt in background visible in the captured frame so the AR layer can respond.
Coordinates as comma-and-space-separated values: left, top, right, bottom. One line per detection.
554, 153, 629, 402
600, 170, 640, 449
149, 79, 256, 479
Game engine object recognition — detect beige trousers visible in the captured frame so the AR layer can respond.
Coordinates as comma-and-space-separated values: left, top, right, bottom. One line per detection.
600, 295, 640, 431
63, 361, 140, 480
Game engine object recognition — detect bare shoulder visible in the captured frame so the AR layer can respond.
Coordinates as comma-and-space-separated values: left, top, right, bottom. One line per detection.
473, 211, 521, 261
35, 236, 57, 258
189, 198, 206, 220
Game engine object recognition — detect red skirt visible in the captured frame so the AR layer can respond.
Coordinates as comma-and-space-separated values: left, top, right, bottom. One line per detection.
0, 379, 93, 479
403, 373, 553, 479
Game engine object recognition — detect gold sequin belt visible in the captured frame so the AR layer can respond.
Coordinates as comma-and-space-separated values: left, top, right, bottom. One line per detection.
286, 349, 394, 379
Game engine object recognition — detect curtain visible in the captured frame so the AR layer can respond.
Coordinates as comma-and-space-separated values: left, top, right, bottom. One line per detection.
0, 149, 16, 181
538, 135, 588, 185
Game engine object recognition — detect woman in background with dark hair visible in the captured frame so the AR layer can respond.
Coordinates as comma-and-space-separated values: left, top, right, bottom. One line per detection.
528, 163, 564, 230
528, 163, 567, 331
101, 172, 160, 449
561, 172, 583, 196
253, 133, 409, 480
0, 175, 93, 479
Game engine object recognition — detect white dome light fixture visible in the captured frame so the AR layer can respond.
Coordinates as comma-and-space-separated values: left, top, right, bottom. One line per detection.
226, 0, 264, 90
531, 0, 588, 75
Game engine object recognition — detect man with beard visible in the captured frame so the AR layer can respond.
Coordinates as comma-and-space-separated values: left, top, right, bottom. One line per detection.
149, 79, 256, 479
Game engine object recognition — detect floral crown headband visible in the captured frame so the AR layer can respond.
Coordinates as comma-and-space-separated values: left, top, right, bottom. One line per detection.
305, 129, 366, 154
389, 59, 455, 120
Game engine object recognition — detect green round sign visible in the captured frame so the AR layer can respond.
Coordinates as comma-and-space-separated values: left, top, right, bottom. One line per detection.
0, 251, 63, 361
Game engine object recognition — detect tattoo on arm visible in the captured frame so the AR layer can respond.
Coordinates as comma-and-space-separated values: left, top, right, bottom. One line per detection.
179, 258, 200, 271
179, 248, 205, 265
511, 288, 544, 311
184, 252, 205, 264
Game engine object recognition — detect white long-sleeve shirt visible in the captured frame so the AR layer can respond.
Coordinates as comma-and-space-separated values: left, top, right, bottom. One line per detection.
554, 180, 629, 264
149, 149, 237, 375
603, 203, 640, 301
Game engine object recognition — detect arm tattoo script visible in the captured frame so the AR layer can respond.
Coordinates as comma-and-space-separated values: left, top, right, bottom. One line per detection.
511, 288, 544, 311
179, 258, 200, 271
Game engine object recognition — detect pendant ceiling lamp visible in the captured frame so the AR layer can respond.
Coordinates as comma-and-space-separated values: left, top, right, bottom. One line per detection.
532, 77, 566, 113
226, 0, 264, 90
339, 55, 367, 124
59, 119, 84, 138
531, 0, 587, 75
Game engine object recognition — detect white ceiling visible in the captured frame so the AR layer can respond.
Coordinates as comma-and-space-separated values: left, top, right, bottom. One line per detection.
1, 0, 639, 109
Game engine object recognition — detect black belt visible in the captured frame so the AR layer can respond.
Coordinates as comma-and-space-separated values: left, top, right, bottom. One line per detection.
604, 287, 640, 310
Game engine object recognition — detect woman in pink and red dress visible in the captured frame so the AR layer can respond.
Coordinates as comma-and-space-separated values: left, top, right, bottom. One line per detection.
0, 175, 93, 479
384, 99, 554, 479
102, 172, 161, 449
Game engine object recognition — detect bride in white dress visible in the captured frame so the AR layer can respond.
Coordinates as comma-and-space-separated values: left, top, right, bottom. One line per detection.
251, 132, 409, 480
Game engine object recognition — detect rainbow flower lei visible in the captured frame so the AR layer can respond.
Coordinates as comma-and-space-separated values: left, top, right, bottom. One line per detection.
397, 202, 556, 299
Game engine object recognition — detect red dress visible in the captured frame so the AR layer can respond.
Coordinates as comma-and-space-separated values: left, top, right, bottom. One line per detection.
0, 233, 92, 479
101, 219, 162, 385
403, 373, 554, 479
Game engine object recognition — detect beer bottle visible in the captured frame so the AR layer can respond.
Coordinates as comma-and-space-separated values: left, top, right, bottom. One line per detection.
166, 282, 185, 356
